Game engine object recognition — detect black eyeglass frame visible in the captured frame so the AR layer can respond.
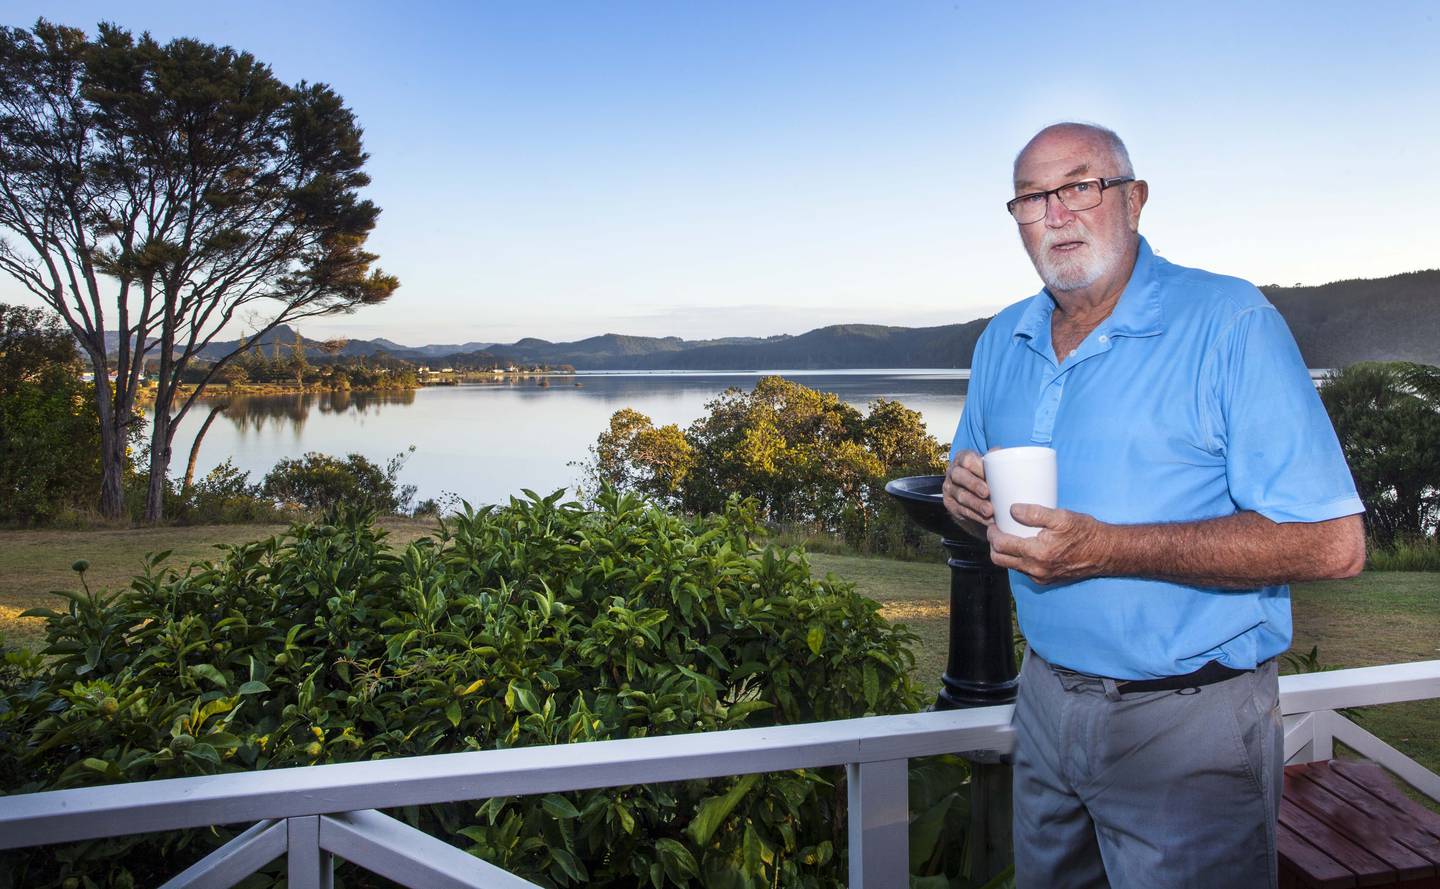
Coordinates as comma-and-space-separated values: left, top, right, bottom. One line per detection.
1006, 176, 1136, 223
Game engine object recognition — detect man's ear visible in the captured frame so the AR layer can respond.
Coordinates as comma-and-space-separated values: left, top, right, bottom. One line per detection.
1127, 180, 1149, 231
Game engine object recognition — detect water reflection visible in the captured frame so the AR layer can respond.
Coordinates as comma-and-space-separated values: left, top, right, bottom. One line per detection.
177, 371, 970, 505
205, 388, 419, 435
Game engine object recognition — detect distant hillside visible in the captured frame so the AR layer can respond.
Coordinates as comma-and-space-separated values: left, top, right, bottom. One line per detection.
101, 267, 1438, 370
600, 322, 991, 370
1261, 270, 1440, 367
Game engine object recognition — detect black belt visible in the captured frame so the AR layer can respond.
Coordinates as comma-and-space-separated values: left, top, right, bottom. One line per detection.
1114, 659, 1249, 693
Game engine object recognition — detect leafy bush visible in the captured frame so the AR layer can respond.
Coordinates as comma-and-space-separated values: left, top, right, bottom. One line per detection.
583, 377, 948, 555
1319, 362, 1440, 545
0, 304, 104, 525
261, 447, 417, 514
0, 490, 925, 888
186, 460, 290, 524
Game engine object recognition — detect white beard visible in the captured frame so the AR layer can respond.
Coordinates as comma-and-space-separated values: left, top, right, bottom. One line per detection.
1030, 223, 1129, 293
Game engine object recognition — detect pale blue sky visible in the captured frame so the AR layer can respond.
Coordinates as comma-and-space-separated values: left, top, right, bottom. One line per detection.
3, 2, 1438, 345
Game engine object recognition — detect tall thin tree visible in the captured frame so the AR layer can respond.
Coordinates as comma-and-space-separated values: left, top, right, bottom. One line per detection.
0, 20, 398, 520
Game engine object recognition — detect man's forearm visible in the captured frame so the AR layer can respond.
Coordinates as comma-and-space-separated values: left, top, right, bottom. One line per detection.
1092, 511, 1365, 588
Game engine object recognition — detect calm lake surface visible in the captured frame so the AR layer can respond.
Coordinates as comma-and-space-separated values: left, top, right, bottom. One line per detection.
183, 370, 972, 506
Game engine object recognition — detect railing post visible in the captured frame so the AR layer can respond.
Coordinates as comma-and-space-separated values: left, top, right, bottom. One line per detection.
288, 815, 335, 889
847, 759, 909, 888
1312, 709, 1334, 760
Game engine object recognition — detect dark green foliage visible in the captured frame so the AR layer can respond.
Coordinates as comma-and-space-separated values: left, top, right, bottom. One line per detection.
0, 491, 923, 887
1319, 362, 1440, 546
261, 448, 417, 514
0, 305, 103, 524
182, 460, 289, 524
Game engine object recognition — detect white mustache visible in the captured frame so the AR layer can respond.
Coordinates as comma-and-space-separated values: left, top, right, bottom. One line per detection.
1040, 228, 1089, 251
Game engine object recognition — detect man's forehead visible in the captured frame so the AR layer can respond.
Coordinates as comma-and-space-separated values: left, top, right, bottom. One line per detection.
1014, 132, 1111, 189
1014, 161, 1091, 191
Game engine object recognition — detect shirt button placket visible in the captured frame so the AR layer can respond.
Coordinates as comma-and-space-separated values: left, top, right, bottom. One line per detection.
1032, 375, 1064, 443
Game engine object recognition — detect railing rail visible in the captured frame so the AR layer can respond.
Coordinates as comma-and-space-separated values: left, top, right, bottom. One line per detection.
3, 659, 1437, 889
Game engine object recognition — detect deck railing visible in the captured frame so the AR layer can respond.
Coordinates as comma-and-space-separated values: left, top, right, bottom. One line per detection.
3, 660, 1437, 889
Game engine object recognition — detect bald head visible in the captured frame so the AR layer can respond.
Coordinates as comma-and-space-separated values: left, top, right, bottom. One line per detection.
1014, 123, 1133, 188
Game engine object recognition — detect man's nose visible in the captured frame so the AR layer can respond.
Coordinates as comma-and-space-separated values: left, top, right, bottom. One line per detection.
1045, 192, 1076, 227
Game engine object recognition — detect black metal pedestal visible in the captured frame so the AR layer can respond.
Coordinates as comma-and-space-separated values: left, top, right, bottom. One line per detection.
883, 475, 1019, 883
935, 533, 1019, 712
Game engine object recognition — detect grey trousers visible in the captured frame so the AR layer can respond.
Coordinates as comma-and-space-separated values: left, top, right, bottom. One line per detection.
1012, 651, 1282, 889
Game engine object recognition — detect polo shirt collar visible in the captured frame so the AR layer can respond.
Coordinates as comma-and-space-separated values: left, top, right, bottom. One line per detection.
1011, 236, 1165, 342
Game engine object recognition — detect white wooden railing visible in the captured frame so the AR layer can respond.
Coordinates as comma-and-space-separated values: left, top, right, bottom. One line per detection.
2, 660, 1437, 889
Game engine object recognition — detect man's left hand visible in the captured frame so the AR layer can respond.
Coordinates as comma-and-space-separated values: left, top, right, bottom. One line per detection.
987, 504, 1113, 585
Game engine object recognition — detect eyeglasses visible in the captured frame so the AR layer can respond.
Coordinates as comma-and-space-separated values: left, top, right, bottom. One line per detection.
1006, 176, 1135, 224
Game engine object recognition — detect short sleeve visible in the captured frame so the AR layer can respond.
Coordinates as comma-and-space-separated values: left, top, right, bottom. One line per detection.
1209, 305, 1363, 523
950, 328, 991, 460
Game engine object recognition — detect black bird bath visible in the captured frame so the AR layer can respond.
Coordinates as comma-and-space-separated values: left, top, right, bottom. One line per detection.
884, 474, 1016, 881
884, 475, 1018, 712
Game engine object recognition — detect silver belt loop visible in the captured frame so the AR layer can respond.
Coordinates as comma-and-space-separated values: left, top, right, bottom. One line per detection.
1101, 677, 1122, 701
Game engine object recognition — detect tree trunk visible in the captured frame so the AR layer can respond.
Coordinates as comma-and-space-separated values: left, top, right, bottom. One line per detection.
143, 406, 173, 524
98, 411, 127, 520
85, 350, 127, 521
182, 401, 229, 495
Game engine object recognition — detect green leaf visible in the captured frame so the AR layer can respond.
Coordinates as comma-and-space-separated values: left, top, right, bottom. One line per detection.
541, 794, 581, 820
510, 682, 539, 713
185, 743, 222, 765
862, 661, 879, 709
907, 792, 956, 873
613, 800, 635, 834
196, 697, 236, 724
237, 680, 269, 695
549, 846, 587, 882
805, 625, 825, 656
190, 663, 229, 689
742, 821, 767, 875
200, 731, 242, 752
685, 772, 760, 845
723, 700, 774, 726
655, 837, 699, 880
445, 701, 461, 727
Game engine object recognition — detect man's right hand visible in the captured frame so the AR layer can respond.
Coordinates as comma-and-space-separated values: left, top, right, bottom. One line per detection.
942, 449, 994, 537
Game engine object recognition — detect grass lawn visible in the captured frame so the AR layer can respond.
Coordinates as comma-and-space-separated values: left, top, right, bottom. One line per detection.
2, 523, 1435, 782
0, 519, 437, 651
807, 551, 1440, 780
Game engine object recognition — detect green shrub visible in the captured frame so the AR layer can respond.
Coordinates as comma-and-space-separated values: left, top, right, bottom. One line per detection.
0, 490, 925, 888
583, 377, 948, 557
0, 304, 104, 525
183, 460, 290, 524
1319, 362, 1440, 545
261, 447, 417, 514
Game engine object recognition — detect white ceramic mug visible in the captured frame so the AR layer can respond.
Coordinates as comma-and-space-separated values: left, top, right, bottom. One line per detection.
982, 446, 1057, 538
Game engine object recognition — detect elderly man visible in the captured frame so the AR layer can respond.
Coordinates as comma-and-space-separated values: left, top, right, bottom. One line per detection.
943, 122, 1365, 889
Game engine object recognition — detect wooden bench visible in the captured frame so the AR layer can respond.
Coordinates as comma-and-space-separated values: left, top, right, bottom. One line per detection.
1279, 760, 1440, 888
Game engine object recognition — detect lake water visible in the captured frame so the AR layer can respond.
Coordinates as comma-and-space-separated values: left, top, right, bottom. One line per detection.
182, 370, 973, 506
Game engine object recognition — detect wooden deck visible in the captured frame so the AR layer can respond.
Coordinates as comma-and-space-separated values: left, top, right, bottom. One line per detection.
1280, 760, 1440, 888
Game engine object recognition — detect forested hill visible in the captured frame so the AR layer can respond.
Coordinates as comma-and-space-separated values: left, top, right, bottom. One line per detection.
1260, 270, 1440, 368
591, 321, 993, 370
478, 268, 1436, 369
116, 267, 1439, 370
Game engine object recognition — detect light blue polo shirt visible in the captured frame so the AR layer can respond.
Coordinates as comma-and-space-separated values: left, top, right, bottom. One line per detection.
951, 237, 1363, 679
